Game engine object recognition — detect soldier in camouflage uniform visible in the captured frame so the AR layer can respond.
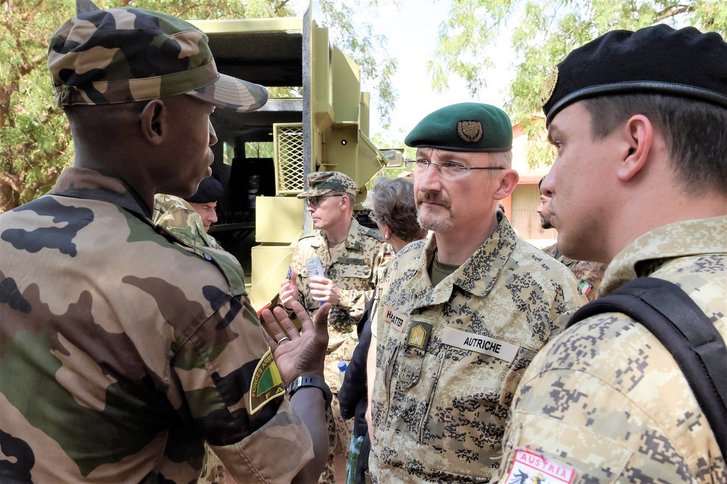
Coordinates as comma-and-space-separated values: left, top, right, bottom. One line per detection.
493, 25, 727, 482
537, 177, 606, 301
368, 103, 586, 482
0, 3, 330, 482
154, 180, 242, 484
280, 171, 384, 483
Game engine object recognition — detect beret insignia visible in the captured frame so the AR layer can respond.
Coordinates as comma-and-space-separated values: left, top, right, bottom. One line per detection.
540, 67, 559, 107
457, 120, 484, 143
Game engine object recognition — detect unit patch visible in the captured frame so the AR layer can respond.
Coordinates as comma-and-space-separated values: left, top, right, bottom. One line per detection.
248, 349, 286, 415
505, 449, 576, 484
578, 279, 594, 296
441, 327, 519, 362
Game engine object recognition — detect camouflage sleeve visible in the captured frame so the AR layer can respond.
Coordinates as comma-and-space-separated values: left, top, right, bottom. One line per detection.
174, 296, 314, 481
493, 312, 720, 483
337, 287, 373, 320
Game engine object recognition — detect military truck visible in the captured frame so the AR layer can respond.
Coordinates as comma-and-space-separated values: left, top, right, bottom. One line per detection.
190, 9, 386, 310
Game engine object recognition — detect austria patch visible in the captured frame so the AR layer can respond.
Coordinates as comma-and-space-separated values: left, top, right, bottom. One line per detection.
248, 349, 286, 415
505, 449, 576, 484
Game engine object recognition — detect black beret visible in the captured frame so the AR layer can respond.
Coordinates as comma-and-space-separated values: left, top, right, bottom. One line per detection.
542, 25, 727, 125
185, 176, 224, 204
404, 102, 512, 152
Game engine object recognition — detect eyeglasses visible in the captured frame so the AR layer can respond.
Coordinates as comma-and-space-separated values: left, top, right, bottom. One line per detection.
305, 194, 342, 207
405, 159, 505, 180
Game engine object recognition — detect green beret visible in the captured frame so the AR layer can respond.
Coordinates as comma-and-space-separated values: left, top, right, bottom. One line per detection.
542, 25, 727, 125
404, 102, 512, 152
48, 1, 267, 112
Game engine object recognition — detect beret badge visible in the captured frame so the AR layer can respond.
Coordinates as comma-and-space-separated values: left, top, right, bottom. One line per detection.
540, 67, 559, 107
457, 120, 484, 143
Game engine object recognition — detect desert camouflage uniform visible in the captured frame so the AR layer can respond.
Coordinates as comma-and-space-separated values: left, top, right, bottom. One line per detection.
493, 217, 727, 483
0, 168, 313, 483
543, 243, 607, 301
291, 218, 384, 482
369, 215, 586, 482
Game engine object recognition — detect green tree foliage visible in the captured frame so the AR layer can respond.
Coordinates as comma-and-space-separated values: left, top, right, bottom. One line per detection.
430, 0, 727, 167
0, 0, 395, 210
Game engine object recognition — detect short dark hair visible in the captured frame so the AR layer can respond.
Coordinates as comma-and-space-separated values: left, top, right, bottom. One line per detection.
583, 94, 727, 196
370, 177, 425, 243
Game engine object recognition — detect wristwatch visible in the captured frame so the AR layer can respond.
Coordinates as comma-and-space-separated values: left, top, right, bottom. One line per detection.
287, 375, 332, 407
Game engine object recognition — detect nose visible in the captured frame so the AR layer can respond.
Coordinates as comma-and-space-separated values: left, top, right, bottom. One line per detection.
417, 160, 444, 191
208, 120, 218, 146
541, 173, 556, 197
210, 209, 218, 224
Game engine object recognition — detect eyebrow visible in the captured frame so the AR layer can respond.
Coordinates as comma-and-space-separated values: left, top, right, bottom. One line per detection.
546, 123, 561, 144
416, 149, 473, 163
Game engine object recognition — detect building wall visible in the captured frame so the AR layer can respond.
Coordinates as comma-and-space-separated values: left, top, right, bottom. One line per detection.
505, 122, 556, 249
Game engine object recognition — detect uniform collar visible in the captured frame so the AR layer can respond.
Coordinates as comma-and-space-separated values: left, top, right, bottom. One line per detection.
599, 216, 727, 296
413, 214, 518, 304
311, 218, 365, 250
50, 167, 151, 219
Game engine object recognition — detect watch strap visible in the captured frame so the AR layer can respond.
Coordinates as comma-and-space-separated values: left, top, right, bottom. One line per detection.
287, 375, 332, 407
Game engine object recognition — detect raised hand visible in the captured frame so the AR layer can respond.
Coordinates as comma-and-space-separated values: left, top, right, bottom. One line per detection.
260, 300, 329, 385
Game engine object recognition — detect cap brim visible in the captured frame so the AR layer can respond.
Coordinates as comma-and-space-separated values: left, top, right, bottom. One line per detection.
187, 73, 268, 112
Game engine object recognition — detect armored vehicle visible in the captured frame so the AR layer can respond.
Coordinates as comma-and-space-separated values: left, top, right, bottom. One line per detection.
190, 9, 386, 309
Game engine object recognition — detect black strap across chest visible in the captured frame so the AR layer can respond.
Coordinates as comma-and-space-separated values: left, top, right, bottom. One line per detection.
568, 277, 727, 457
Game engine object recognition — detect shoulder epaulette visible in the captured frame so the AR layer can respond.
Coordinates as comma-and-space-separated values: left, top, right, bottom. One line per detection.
298, 232, 317, 241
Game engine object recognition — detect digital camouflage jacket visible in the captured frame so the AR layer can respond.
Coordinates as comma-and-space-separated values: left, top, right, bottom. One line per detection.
494, 217, 727, 483
369, 215, 586, 482
0, 167, 313, 483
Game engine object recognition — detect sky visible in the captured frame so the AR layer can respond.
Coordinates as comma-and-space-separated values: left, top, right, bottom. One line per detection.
365, 0, 514, 139
294, 0, 516, 142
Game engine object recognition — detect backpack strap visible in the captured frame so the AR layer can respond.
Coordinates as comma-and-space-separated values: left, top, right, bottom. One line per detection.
568, 277, 727, 457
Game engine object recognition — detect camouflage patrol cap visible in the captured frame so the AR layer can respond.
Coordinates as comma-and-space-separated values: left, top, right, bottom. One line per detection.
404, 102, 512, 152
47, 2, 268, 111
297, 171, 358, 198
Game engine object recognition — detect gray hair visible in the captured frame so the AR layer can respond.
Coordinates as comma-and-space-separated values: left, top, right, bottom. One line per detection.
369, 177, 426, 243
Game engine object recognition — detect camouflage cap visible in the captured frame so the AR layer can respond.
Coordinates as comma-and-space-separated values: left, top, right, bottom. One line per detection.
47, 2, 268, 111
297, 171, 358, 198
404, 102, 512, 152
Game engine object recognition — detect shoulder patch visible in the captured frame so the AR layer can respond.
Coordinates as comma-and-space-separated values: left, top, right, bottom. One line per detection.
505, 449, 577, 484
248, 349, 286, 415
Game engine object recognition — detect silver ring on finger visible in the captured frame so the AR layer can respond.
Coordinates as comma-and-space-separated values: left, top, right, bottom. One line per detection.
277, 336, 291, 345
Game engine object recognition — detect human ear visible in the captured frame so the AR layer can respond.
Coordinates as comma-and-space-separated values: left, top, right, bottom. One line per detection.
618, 114, 653, 182
493, 169, 520, 200
139, 99, 165, 144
